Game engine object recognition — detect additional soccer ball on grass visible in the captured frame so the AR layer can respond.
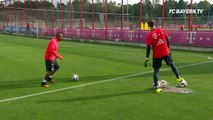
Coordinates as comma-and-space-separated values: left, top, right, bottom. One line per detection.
72, 74, 79, 81
179, 80, 187, 88
153, 82, 161, 88
159, 80, 168, 88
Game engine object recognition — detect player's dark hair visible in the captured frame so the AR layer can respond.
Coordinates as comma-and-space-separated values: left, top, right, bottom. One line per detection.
56, 32, 63, 37
148, 20, 155, 27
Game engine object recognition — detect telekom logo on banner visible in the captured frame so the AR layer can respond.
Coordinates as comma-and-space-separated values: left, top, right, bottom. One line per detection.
187, 32, 196, 44
108, 30, 113, 39
128, 31, 134, 40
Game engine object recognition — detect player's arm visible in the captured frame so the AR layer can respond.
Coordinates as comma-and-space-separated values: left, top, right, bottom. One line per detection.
144, 33, 152, 67
164, 30, 170, 50
53, 52, 63, 60
146, 45, 151, 58
166, 35, 172, 55
49, 42, 63, 60
144, 45, 151, 67
166, 36, 170, 50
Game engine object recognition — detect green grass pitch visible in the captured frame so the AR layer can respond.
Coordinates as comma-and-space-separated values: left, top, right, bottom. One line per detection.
0, 34, 212, 120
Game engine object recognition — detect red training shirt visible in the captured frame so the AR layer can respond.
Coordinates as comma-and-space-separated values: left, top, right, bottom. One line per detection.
44, 37, 60, 60
145, 28, 169, 58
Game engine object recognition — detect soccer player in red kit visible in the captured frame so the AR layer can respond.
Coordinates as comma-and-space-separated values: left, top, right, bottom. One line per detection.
41, 32, 63, 87
25, 23, 30, 34
144, 20, 185, 92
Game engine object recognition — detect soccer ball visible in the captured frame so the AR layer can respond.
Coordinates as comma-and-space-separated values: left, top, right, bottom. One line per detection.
179, 80, 187, 88
72, 74, 79, 81
153, 81, 164, 88
159, 80, 168, 88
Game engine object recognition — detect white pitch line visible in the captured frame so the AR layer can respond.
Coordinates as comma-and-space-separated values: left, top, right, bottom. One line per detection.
176, 53, 211, 58
177, 61, 213, 68
0, 61, 212, 103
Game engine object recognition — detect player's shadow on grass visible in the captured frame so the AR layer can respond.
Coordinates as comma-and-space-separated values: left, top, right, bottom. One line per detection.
38, 88, 155, 103
0, 78, 42, 90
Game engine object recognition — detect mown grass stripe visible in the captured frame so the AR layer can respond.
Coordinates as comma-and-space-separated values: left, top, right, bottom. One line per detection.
0, 60, 212, 103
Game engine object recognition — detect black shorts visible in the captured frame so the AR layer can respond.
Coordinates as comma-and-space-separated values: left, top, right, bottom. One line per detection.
45, 60, 60, 72
153, 55, 173, 68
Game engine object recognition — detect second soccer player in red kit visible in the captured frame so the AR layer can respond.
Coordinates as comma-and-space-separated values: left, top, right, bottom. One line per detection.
145, 20, 185, 93
41, 32, 63, 87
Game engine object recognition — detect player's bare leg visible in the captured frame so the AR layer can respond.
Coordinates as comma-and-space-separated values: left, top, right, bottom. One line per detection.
46, 71, 56, 83
47, 65, 59, 83
41, 72, 52, 87
41, 70, 56, 87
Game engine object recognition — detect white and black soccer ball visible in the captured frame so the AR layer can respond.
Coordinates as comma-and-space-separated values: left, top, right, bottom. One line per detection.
179, 80, 187, 88
72, 74, 79, 81
159, 80, 168, 88
153, 81, 162, 88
